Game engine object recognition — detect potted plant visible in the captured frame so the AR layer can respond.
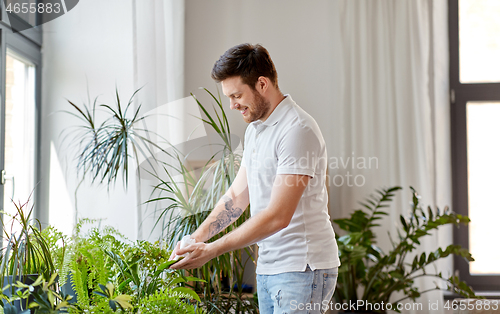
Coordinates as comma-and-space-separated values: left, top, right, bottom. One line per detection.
0, 198, 59, 312
147, 88, 258, 313
64, 86, 258, 313
12, 273, 76, 314
63, 87, 214, 312
62, 219, 203, 313
62, 87, 170, 226
64, 88, 166, 187
333, 186, 479, 314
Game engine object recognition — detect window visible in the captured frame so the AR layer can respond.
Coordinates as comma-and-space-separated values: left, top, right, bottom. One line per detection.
2, 52, 36, 237
450, 0, 500, 290
0, 3, 42, 233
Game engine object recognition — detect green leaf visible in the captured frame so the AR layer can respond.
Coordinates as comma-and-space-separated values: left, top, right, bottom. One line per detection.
172, 287, 201, 302
419, 252, 427, 266
400, 215, 409, 232
389, 270, 404, 279
182, 276, 206, 283
109, 300, 117, 311
93, 291, 108, 298
427, 206, 434, 221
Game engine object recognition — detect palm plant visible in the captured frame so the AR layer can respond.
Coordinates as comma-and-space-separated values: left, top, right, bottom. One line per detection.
147, 88, 258, 313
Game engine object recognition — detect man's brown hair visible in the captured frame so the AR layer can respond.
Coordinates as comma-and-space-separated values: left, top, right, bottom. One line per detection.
211, 43, 278, 89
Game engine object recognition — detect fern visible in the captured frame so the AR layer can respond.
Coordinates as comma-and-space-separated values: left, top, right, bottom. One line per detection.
68, 298, 118, 314
70, 258, 90, 308
67, 220, 131, 310
41, 225, 68, 272
137, 289, 202, 314
59, 250, 73, 288
65, 219, 205, 313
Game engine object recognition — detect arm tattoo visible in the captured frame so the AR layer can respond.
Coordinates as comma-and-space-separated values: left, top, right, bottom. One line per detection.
208, 196, 243, 238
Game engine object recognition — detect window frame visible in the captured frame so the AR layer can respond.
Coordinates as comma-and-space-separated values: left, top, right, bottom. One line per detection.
0, 3, 42, 227
449, 0, 500, 291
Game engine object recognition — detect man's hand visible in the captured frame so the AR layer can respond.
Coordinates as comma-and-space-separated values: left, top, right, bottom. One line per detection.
169, 242, 217, 270
168, 241, 181, 261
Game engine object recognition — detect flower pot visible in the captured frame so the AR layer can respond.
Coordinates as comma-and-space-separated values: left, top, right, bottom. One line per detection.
60, 272, 78, 304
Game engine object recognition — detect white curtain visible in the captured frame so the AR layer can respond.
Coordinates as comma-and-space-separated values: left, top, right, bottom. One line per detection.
132, 0, 186, 240
328, 1, 451, 313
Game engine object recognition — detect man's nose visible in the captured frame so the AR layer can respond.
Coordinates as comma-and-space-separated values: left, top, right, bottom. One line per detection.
230, 100, 239, 110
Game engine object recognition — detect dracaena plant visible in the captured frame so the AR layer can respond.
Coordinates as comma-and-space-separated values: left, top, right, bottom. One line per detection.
0, 198, 57, 288
63, 87, 167, 188
147, 88, 258, 314
333, 186, 480, 313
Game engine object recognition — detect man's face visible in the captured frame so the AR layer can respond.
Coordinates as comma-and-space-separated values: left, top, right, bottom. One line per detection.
221, 76, 271, 123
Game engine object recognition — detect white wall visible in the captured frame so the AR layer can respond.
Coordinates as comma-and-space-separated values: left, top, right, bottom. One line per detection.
40, 0, 138, 238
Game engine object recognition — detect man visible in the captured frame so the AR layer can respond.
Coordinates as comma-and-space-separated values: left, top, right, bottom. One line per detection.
169, 43, 340, 314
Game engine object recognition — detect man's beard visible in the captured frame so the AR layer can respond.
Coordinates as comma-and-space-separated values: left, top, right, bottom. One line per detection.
246, 90, 271, 123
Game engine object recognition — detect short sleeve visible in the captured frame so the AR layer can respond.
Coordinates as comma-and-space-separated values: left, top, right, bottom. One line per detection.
276, 124, 321, 178
241, 125, 251, 169
241, 154, 247, 168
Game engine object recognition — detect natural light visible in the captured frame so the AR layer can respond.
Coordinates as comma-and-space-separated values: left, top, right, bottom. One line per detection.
466, 102, 500, 275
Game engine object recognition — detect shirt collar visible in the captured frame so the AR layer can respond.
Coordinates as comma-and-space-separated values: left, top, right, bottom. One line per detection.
251, 94, 292, 129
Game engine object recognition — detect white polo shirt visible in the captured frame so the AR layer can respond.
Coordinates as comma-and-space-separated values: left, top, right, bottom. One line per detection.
241, 95, 341, 275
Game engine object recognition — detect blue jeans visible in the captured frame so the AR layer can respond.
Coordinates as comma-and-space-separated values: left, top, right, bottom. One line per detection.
256, 266, 338, 314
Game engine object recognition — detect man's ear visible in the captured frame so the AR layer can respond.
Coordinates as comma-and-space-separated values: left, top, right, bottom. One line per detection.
255, 76, 270, 94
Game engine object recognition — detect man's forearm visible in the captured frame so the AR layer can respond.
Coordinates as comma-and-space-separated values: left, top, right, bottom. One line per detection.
191, 195, 244, 242
210, 207, 287, 257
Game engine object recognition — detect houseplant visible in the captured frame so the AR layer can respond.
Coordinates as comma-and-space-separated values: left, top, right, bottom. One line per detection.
63, 87, 171, 224
62, 219, 204, 313
12, 273, 76, 314
148, 88, 258, 313
64, 88, 167, 187
0, 198, 60, 312
61, 90, 211, 310
64, 86, 257, 313
333, 186, 479, 313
